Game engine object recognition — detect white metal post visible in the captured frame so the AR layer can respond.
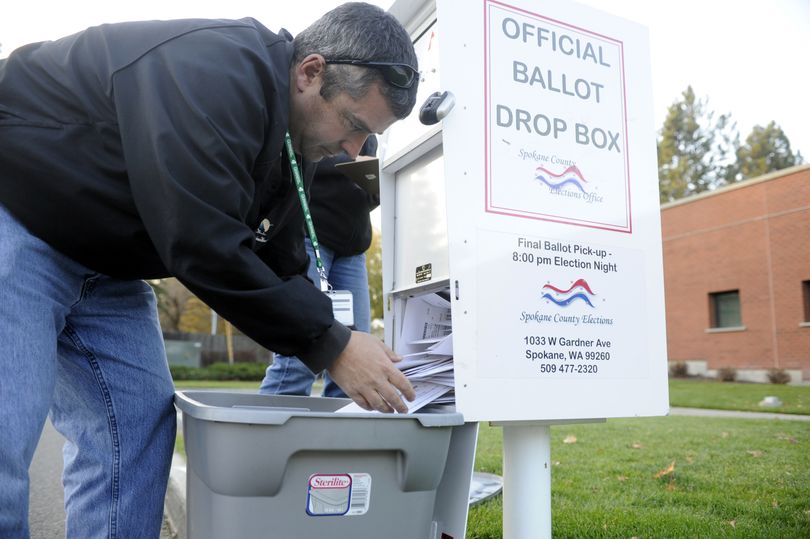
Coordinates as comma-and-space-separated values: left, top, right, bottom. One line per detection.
501, 424, 552, 539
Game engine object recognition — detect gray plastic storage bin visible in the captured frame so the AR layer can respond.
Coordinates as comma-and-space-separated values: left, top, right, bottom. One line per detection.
175, 391, 477, 539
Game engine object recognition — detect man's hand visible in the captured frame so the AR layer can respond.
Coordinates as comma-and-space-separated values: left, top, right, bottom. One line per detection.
327, 331, 415, 413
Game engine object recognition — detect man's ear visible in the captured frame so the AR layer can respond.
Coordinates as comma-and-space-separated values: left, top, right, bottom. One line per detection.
293, 54, 326, 92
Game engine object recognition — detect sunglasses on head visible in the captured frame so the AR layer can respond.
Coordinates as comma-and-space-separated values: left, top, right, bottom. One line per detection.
325, 59, 418, 89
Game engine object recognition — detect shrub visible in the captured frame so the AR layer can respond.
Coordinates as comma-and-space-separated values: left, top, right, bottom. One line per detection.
717, 367, 737, 382
207, 362, 268, 380
767, 368, 791, 385
669, 361, 689, 378
169, 365, 206, 381
171, 361, 268, 381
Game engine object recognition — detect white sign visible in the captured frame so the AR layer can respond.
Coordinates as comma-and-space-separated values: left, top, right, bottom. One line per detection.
485, 2, 630, 232
476, 229, 649, 381
437, 0, 668, 421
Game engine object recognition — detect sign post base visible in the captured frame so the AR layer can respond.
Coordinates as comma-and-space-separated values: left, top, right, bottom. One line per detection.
495, 419, 605, 538
501, 423, 552, 539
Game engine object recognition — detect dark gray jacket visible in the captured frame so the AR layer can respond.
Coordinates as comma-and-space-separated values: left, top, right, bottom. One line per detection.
0, 18, 350, 371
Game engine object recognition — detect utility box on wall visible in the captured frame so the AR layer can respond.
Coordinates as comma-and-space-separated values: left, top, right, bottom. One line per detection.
381, 0, 669, 423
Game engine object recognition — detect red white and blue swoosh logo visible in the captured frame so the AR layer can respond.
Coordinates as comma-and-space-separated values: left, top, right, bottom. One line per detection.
542, 279, 595, 308
535, 165, 588, 194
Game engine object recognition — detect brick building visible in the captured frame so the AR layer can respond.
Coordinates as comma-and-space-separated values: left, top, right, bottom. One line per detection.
661, 164, 810, 383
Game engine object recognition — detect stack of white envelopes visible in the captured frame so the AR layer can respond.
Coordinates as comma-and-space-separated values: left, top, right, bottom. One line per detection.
337, 291, 456, 414
394, 292, 455, 411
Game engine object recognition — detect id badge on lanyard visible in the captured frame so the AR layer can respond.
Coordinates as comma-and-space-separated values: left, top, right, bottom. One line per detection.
285, 132, 355, 328
326, 289, 354, 327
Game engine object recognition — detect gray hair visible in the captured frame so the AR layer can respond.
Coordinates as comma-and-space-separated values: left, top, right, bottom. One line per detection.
293, 2, 418, 119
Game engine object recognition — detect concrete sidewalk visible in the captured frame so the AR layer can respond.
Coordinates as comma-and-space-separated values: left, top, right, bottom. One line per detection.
164, 451, 187, 539
669, 406, 810, 422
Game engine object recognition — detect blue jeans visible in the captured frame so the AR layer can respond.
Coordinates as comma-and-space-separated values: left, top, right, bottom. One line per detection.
0, 205, 176, 538
260, 240, 371, 398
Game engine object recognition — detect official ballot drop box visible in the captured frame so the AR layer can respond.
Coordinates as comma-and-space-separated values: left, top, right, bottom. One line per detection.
380, 3, 669, 532
381, 0, 669, 423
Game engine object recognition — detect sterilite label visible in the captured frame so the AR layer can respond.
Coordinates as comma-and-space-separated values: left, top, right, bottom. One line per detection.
306, 473, 371, 517
476, 228, 649, 380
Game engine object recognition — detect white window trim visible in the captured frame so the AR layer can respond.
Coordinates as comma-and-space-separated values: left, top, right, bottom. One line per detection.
705, 326, 747, 333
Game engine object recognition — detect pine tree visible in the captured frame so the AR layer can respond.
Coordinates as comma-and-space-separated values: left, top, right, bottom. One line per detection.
657, 86, 738, 202
729, 121, 804, 181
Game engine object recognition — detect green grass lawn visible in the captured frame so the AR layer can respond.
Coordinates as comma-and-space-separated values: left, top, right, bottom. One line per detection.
669, 379, 810, 415
172, 378, 810, 537
469, 417, 810, 538
174, 380, 262, 390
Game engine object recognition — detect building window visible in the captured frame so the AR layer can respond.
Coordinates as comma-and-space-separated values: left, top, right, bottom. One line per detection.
709, 290, 742, 328
803, 281, 810, 323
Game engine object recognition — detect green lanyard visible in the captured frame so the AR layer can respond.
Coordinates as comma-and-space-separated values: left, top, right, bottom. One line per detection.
284, 131, 329, 292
